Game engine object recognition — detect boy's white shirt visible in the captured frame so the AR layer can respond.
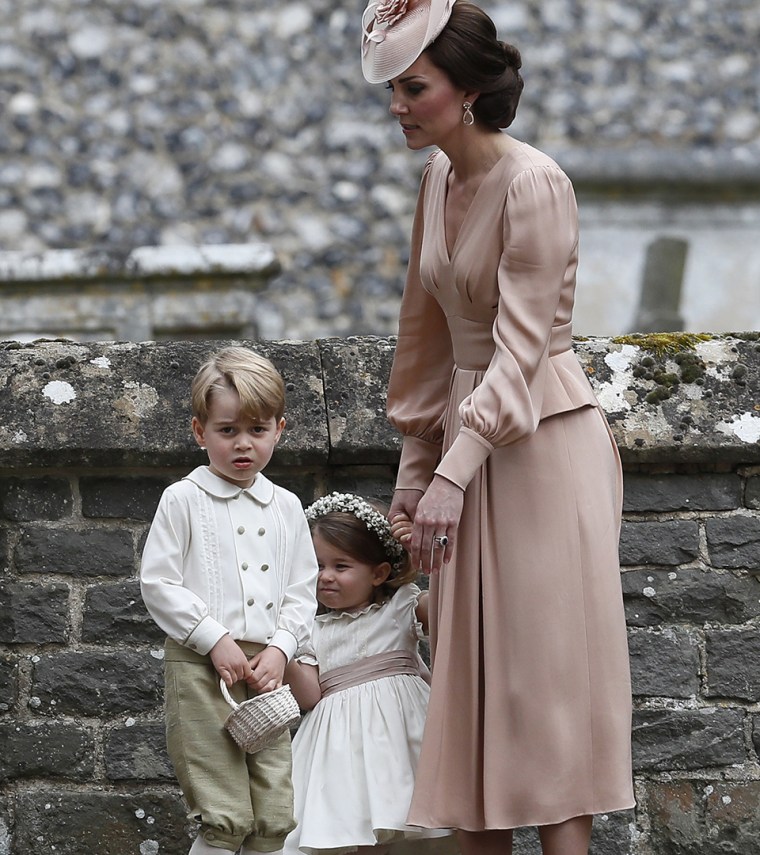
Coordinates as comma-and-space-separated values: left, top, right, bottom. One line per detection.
140, 466, 318, 659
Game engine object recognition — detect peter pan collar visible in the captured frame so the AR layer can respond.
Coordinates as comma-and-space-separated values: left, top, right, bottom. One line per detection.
184, 466, 275, 505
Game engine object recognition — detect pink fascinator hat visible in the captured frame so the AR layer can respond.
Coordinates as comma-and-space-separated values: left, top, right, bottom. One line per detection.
361, 0, 455, 84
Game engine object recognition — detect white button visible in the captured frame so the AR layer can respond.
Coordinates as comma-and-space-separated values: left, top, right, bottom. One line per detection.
237, 526, 245, 534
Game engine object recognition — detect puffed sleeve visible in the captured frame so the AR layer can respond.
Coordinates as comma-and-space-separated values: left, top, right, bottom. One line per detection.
434, 165, 580, 491
386, 154, 455, 491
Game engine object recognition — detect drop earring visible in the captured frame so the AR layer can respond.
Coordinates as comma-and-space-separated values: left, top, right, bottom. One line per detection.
462, 101, 474, 126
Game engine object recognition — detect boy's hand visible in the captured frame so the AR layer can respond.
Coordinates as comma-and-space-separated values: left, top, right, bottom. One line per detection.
247, 646, 287, 693
210, 634, 253, 687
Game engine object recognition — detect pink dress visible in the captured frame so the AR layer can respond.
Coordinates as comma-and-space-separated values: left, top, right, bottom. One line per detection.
387, 138, 635, 830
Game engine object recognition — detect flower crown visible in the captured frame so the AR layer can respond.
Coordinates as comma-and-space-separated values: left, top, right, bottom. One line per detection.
305, 492, 407, 573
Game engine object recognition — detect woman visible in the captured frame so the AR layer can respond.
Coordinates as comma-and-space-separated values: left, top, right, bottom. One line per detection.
360, 2, 635, 854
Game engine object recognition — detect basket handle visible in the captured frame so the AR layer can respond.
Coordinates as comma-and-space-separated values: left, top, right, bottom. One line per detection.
219, 678, 241, 711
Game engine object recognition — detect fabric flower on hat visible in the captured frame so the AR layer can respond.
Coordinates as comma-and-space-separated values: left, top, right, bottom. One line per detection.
374, 0, 408, 28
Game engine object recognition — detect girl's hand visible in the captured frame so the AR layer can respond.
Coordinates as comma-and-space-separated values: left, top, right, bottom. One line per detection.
389, 511, 413, 547
210, 634, 253, 687
388, 490, 423, 548
247, 646, 287, 693
412, 475, 464, 574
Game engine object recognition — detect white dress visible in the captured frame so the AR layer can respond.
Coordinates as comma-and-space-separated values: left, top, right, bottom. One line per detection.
284, 584, 453, 855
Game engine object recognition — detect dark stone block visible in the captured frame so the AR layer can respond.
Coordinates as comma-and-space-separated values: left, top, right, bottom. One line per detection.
267, 467, 320, 506
632, 708, 745, 772
81, 475, 175, 520
0, 476, 73, 521
619, 520, 699, 566
646, 781, 703, 853
746, 476, 760, 510
0, 581, 69, 643
705, 781, 760, 854
622, 568, 760, 626
0, 723, 94, 781
82, 580, 164, 644
623, 473, 741, 513
15, 526, 135, 576
706, 628, 760, 701
106, 723, 174, 781
705, 516, 760, 570
32, 651, 163, 716
14, 789, 191, 854
590, 810, 636, 855
628, 627, 699, 697
0, 655, 18, 712
752, 714, 760, 759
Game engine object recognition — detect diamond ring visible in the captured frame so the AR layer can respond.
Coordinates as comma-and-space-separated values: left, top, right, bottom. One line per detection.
433, 535, 448, 548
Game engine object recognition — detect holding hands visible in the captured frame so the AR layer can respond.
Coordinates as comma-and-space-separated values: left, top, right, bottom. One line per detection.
389, 476, 464, 574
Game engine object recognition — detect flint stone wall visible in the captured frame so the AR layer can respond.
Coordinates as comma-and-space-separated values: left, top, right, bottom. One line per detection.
2, 0, 760, 339
1, 333, 760, 855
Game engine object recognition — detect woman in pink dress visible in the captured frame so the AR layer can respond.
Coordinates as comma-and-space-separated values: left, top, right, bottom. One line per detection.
360, 2, 635, 853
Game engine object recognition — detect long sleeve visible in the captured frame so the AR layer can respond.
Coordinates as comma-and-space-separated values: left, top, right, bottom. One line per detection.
387, 154, 454, 491
434, 165, 581, 490
140, 489, 228, 654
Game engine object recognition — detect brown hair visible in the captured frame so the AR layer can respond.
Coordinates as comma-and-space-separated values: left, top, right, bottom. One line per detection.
426, 1, 524, 129
310, 503, 416, 608
191, 346, 286, 424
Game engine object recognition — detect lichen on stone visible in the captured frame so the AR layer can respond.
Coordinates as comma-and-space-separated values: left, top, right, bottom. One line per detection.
611, 332, 713, 355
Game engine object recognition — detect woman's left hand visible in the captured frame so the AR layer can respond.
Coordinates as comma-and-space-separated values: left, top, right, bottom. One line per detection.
411, 475, 464, 574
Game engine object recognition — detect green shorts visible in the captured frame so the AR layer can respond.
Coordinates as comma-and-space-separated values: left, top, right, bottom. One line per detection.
164, 638, 296, 852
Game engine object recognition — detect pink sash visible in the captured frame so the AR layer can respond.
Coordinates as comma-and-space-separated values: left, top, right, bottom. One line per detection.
319, 650, 426, 698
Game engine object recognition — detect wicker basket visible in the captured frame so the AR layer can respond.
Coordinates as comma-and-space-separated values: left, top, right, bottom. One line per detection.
220, 680, 301, 753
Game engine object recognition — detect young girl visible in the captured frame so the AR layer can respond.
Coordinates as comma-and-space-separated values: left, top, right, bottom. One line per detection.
283, 492, 455, 855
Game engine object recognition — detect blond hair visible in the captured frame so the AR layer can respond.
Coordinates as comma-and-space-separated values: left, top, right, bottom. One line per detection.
191, 347, 286, 424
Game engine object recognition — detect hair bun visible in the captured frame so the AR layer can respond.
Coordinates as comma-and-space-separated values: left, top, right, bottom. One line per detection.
502, 41, 522, 73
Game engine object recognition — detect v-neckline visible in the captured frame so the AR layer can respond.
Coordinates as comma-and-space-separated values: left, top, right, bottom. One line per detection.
441, 146, 512, 262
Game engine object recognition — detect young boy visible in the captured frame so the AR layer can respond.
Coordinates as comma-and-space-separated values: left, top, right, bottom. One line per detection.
140, 346, 318, 855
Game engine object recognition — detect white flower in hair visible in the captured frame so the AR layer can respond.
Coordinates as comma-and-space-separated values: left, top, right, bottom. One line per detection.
305, 492, 407, 572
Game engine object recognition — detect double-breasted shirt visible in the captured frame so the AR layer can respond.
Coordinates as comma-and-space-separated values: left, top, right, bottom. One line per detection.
140, 466, 318, 659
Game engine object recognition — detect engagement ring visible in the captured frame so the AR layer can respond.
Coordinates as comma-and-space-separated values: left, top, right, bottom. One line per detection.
433, 535, 448, 548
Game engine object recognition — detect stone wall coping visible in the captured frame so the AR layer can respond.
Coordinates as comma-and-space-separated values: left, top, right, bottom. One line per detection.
0, 333, 758, 469
0, 243, 279, 285
553, 146, 760, 189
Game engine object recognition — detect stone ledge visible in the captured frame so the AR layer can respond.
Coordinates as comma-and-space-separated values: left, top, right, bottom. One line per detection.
0, 243, 279, 285
552, 146, 760, 192
0, 333, 758, 468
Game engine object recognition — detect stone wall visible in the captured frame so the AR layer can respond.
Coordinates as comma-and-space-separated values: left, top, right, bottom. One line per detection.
1, 334, 760, 854
2, 0, 759, 339
0, 243, 279, 342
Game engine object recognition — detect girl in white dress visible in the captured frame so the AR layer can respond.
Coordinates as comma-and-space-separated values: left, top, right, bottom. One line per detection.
283, 492, 454, 855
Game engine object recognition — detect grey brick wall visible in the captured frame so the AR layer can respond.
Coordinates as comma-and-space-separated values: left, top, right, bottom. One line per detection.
1, 334, 760, 854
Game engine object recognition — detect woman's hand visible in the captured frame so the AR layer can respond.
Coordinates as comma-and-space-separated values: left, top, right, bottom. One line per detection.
412, 475, 464, 574
388, 489, 423, 532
